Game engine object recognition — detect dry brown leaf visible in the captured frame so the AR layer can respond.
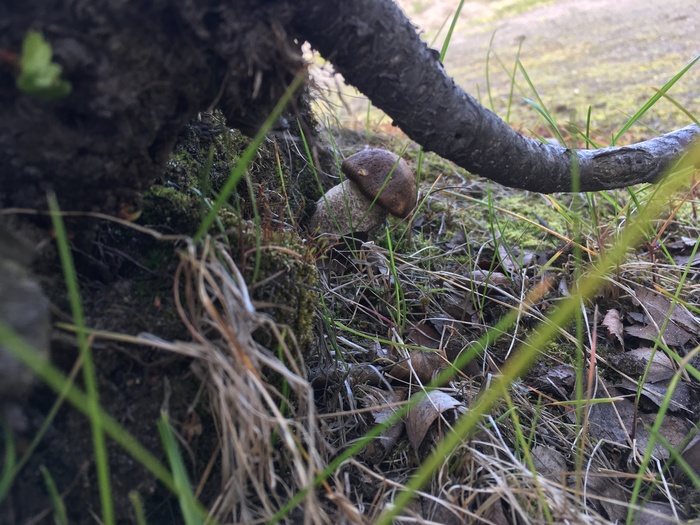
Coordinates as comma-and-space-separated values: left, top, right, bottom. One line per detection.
602, 308, 624, 347
470, 269, 511, 290
388, 348, 446, 383
608, 347, 676, 383
616, 378, 692, 415
624, 324, 691, 348
440, 289, 479, 322
627, 286, 700, 347
406, 390, 464, 454
582, 384, 691, 460
639, 410, 692, 457
407, 319, 441, 349
583, 472, 628, 522
530, 363, 575, 398
673, 252, 700, 267
320, 234, 367, 275
478, 500, 510, 525
364, 245, 390, 281
587, 474, 683, 524
358, 386, 406, 462
681, 433, 700, 476
497, 244, 520, 277
308, 362, 383, 389
631, 501, 684, 525
445, 228, 467, 250
530, 444, 567, 483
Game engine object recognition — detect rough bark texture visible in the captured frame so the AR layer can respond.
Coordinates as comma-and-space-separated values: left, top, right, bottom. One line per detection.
293, 0, 699, 193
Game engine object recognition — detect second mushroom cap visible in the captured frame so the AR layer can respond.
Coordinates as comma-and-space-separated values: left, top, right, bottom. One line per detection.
341, 149, 417, 219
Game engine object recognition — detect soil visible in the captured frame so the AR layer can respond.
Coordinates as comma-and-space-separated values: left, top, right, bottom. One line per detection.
0, 115, 326, 524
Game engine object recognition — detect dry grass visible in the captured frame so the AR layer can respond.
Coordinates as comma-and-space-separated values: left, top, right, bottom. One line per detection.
143, 239, 328, 524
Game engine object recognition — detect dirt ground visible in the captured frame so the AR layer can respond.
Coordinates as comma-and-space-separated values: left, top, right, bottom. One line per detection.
396, 0, 699, 138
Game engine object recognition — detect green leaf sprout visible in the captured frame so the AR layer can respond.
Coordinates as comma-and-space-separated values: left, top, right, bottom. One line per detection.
17, 31, 72, 100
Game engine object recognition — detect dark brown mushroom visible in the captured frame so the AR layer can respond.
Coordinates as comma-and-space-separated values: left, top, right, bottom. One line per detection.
341, 149, 417, 218
309, 149, 417, 236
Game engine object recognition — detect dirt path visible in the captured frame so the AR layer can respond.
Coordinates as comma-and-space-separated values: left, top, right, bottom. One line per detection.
397, 0, 699, 139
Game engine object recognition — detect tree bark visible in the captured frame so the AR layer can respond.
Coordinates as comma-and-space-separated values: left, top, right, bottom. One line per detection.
294, 0, 699, 193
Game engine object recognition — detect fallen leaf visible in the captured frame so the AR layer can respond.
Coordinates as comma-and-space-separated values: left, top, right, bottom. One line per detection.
388, 348, 446, 384
602, 308, 624, 347
478, 500, 510, 525
630, 501, 684, 525
529, 363, 575, 398
608, 347, 676, 383
627, 287, 699, 347
616, 378, 692, 415
439, 289, 479, 322
582, 383, 691, 460
406, 390, 465, 454
584, 474, 628, 522
680, 433, 700, 476
530, 444, 567, 483
308, 362, 382, 389
469, 268, 512, 291
359, 386, 406, 462
673, 252, 700, 267
624, 324, 691, 348
407, 319, 441, 349
497, 244, 519, 277
587, 474, 683, 524
445, 229, 467, 250
363, 244, 390, 282
320, 234, 367, 275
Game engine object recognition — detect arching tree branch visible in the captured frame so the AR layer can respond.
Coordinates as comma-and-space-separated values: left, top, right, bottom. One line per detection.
294, 0, 699, 193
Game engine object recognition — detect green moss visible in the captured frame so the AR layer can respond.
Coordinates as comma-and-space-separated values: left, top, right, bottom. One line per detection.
129, 108, 325, 350
140, 185, 203, 234
230, 225, 320, 349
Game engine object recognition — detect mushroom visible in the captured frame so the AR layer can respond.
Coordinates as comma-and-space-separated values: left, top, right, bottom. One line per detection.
310, 148, 417, 236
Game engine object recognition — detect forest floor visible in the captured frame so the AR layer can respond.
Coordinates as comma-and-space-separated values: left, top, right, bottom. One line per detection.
4, 1, 700, 524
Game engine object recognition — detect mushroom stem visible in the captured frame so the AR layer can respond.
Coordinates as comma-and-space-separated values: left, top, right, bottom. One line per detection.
309, 179, 389, 236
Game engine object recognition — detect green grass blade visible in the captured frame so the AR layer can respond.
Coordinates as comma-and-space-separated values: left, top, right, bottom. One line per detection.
158, 413, 203, 525
653, 88, 700, 126
517, 59, 565, 144
40, 466, 68, 525
505, 38, 524, 124
48, 193, 114, 525
194, 72, 304, 242
613, 53, 700, 144
129, 491, 148, 525
0, 423, 16, 501
438, 0, 466, 62
485, 32, 497, 112
384, 225, 406, 334
523, 97, 565, 145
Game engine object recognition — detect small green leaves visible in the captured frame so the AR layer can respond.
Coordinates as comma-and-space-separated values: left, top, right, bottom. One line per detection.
17, 31, 71, 100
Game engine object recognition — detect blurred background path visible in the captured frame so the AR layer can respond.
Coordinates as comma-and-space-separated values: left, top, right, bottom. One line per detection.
395, 0, 699, 140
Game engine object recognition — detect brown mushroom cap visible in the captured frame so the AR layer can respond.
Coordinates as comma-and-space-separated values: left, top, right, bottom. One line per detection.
341, 149, 417, 218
